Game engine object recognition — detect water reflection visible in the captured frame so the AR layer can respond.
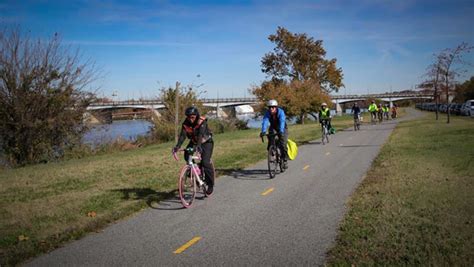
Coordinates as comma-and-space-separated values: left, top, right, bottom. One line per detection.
83, 111, 320, 145
83, 120, 153, 145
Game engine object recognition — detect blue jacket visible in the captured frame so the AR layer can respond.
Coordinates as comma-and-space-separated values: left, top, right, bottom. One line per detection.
261, 107, 286, 134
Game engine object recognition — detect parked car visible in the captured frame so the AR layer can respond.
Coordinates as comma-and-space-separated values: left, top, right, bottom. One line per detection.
461, 100, 474, 116
451, 103, 461, 115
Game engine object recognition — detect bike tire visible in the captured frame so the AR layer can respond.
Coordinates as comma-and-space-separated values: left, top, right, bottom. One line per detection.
178, 165, 196, 208
267, 145, 278, 178
277, 148, 284, 173
322, 126, 329, 144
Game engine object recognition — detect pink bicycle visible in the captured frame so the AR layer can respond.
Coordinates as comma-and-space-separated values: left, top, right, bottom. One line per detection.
173, 147, 214, 208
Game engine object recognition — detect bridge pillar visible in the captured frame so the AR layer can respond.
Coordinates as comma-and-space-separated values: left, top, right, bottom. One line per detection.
335, 100, 343, 116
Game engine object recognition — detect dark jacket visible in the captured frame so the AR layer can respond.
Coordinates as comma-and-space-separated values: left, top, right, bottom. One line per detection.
176, 116, 212, 147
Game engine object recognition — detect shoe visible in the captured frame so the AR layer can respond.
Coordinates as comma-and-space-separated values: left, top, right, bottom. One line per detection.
205, 185, 214, 195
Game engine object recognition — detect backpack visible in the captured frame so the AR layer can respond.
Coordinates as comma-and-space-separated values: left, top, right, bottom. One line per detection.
287, 139, 298, 160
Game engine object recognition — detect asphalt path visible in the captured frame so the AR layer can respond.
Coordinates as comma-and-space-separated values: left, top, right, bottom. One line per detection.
27, 109, 421, 266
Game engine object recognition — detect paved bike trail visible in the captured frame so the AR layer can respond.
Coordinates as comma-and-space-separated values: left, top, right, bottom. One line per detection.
27, 109, 422, 266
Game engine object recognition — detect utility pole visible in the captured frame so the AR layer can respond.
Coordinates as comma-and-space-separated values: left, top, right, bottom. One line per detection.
175, 81, 180, 143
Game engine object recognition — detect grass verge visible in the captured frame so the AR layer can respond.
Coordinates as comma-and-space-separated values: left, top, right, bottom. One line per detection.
326, 112, 474, 265
0, 115, 356, 266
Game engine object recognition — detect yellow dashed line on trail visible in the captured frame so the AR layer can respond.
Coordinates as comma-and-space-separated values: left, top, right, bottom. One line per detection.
303, 165, 310, 170
325, 152, 331, 156
261, 188, 274, 196
174, 237, 201, 254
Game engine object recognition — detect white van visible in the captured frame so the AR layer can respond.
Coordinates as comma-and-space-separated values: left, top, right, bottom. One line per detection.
461, 100, 474, 116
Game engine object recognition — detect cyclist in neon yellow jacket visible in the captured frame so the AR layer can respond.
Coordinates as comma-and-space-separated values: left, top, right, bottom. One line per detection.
318, 103, 333, 134
368, 100, 378, 121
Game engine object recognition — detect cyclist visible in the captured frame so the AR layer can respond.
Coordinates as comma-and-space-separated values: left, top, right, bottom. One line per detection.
260, 99, 289, 170
351, 102, 361, 124
319, 102, 332, 134
391, 104, 398, 119
377, 103, 384, 123
383, 104, 390, 120
368, 100, 378, 123
173, 106, 214, 195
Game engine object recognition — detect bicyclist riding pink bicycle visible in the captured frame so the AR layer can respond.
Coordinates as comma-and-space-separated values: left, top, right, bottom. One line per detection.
173, 106, 214, 195
260, 99, 289, 170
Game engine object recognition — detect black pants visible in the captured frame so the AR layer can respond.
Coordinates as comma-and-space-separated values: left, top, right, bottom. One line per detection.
268, 130, 288, 161
185, 141, 214, 187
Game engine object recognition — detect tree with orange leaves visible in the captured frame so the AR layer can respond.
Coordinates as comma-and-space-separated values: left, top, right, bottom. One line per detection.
252, 27, 343, 123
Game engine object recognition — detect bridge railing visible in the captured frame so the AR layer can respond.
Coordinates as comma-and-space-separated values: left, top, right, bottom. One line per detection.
89, 93, 432, 106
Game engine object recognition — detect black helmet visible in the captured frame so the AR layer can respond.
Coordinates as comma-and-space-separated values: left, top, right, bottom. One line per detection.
185, 106, 199, 116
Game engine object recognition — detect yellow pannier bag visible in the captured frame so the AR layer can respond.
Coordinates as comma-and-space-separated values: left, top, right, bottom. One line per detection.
287, 139, 298, 160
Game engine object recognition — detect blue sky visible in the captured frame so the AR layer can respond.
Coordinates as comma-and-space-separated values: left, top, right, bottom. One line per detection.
1, 0, 473, 100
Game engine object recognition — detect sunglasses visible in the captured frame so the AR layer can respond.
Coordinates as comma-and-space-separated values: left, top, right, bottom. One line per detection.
187, 115, 197, 119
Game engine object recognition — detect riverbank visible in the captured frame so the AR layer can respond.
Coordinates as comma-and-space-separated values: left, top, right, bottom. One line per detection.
326, 112, 474, 265
0, 115, 356, 265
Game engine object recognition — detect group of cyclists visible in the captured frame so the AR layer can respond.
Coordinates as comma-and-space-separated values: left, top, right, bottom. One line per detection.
172, 99, 397, 195
367, 100, 397, 123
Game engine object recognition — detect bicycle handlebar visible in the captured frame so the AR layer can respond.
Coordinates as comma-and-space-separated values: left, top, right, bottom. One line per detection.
172, 148, 201, 161
260, 132, 278, 143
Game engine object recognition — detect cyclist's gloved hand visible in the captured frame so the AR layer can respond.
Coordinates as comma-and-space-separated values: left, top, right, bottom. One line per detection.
259, 132, 265, 138
172, 146, 179, 153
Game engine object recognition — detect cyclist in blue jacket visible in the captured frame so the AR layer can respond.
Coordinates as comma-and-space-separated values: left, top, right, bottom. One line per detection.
260, 99, 289, 170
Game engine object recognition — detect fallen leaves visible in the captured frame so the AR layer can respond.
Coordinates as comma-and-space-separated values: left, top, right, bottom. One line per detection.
87, 211, 97, 218
18, 235, 29, 241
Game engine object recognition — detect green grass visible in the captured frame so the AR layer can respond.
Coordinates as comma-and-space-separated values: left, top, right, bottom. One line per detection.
326, 112, 474, 266
0, 115, 354, 266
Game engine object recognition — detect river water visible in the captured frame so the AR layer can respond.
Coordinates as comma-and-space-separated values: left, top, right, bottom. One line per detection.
83, 111, 343, 145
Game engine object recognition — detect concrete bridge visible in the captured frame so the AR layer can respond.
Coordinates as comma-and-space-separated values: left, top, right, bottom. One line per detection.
87, 92, 433, 115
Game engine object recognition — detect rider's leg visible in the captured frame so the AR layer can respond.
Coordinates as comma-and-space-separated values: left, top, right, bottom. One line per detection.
200, 141, 214, 188
278, 130, 288, 169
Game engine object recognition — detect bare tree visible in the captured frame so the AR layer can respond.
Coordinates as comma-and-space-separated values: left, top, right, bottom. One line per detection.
0, 27, 97, 166
440, 43, 473, 123
422, 54, 445, 120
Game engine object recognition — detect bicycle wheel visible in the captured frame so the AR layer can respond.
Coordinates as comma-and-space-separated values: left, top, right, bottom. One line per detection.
325, 127, 330, 143
321, 126, 326, 145
178, 165, 196, 208
322, 126, 329, 144
267, 145, 278, 178
277, 148, 284, 173
354, 119, 357, 131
